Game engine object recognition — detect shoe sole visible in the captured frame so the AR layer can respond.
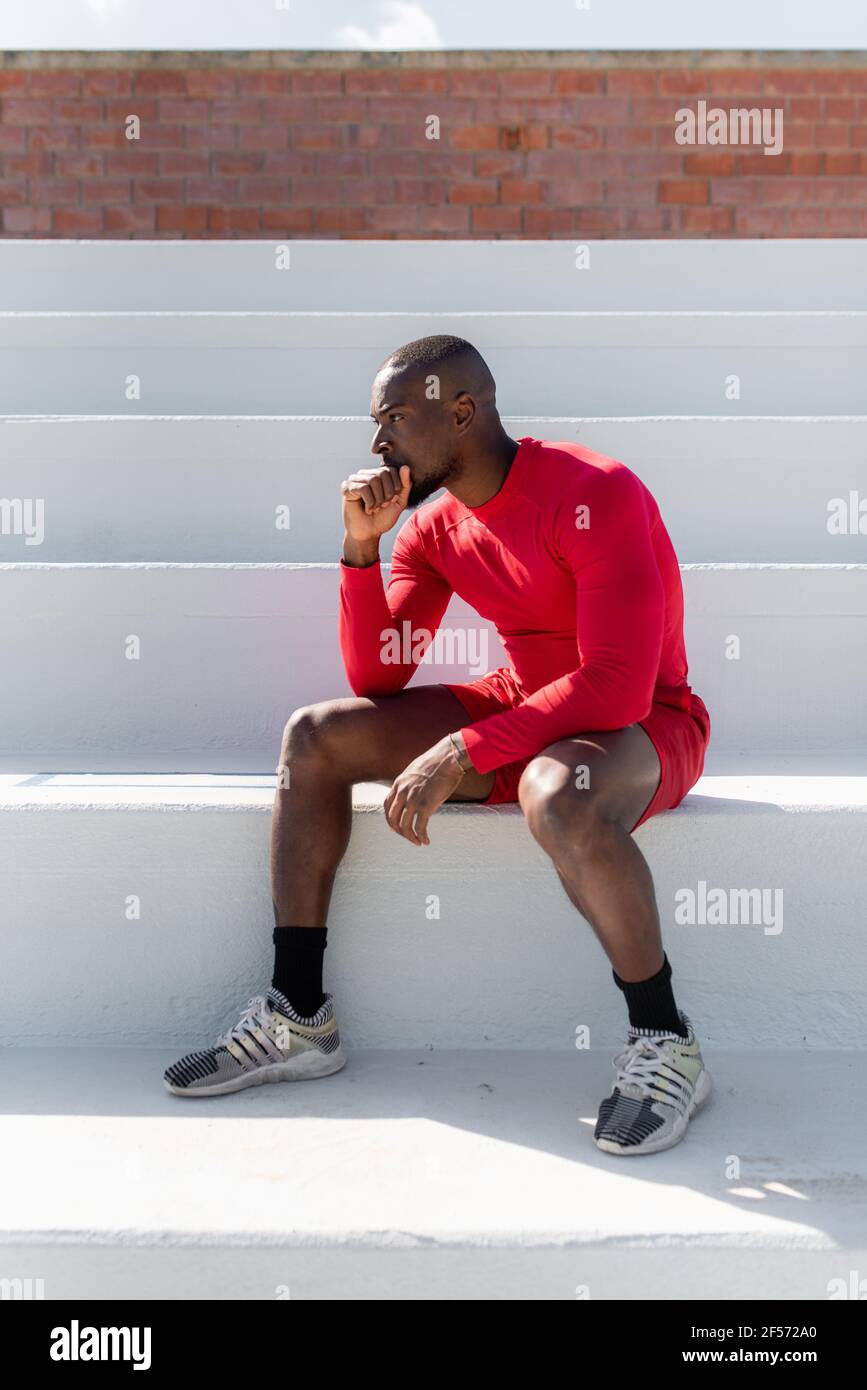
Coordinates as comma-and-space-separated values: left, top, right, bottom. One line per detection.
593, 1066, 713, 1156
163, 1043, 347, 1098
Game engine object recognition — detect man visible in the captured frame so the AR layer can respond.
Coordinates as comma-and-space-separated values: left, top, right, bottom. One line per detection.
164, 335, 712, 1157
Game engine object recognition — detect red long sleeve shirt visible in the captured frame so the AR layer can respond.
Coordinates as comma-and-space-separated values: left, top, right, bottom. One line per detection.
338, 435, 695, 776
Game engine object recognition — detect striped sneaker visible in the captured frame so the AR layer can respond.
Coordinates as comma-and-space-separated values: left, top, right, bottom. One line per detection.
163, 986, 346, 1097
593, 1012, 712, 1155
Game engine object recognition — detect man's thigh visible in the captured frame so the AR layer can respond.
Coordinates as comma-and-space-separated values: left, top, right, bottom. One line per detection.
292, 684, 497, 802
518, 723, 662, 833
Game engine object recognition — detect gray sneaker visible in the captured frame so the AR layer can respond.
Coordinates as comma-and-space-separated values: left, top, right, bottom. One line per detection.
163, 987, 346, 1097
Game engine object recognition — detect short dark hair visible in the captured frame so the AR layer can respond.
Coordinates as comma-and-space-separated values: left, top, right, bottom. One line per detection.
380, 335, 495, 397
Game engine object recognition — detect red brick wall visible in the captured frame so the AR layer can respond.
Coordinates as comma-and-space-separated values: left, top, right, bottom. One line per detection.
2, 51, 866, 238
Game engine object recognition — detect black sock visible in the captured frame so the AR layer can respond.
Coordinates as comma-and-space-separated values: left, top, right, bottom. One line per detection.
271, 925, 327, 1018
612, 952, 686, 1038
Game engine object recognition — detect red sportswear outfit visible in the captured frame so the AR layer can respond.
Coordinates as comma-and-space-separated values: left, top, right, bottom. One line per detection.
338, 435, 710, 832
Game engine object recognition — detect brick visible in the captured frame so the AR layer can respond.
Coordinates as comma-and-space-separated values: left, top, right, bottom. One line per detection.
550, 123, 599, 149
626, 208, 676, 233
500, 177, 543, 203
816, 124, 851, 146
315, 98, 367, 123
684, 152, 736, 175
393, 176, 447, 202
3, 205, 51, 232
105, 205, 157, 232
186, 176, 239, 201
679, 206, 734, 233
105, 152, 159, 175
1, 98, 53, 123
735, 207, 789, 234
524, 206, 576, 234
157, 99, 209, 123
81, 178, 132, 203
31, 72, 81, 97
604, 125, 654, 149
133, 177, 185, 201
474, 153, 520, 177
134, 72, 187, 96
314, 207, 367, 233
208, 207, 262, 233
499, 71, 552, 97
364, 204, 418, 231
259, 98, 309, 123
658, 178, 708, 204
707, 71, 766, 96
0, 71, 29, 92
451, 71, 499, 98
289, 71, 343, 96
418, 204, 469, 232
30, 178, 78, 204
398, 71, 449, 95
788, 153, 823, 175
263, 152, 315, 174
824, 152, 861, 175
82, 71, 131, 97
554, 73, 604, 94
5, 153, 52, 176
211, 152, 264, 174
189, 71, 240, 97
262, 206, 315, 231
160, 152, 210, 175
53, 207, 104, 233
240, 124, 291, 150
237, 175, 290, 203
448, 126, 500, 151
52, 99, 102, 122
105, 99, 158, 122
0, 179, 27, 204
659, 71, 709, 96
0, 126, 26, 151
607, 71, 657, 96
345, 124, 385, 150
292, 124, 344, 151
290, 177, 342, 204
471, 205, 522, 232
156, 205, 209, 232
447, 179, 498, 204
344, 71, 403, 97
575, 207, 627, 232
605, 177, 659, 205
544, 178, 604, 204
29, 126, 84, 151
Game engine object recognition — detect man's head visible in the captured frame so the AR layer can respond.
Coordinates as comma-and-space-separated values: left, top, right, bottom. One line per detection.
369, 335, 500, 508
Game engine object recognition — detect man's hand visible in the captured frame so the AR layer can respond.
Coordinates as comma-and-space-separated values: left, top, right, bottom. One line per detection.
341, 462, 411, 545
382, 735, 467, 846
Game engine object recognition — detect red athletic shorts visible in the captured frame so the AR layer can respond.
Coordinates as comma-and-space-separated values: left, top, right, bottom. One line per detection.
440, 667, 711, 833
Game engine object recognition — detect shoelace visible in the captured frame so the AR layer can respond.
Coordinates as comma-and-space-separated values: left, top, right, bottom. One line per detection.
216, 994, 274, 1051
612, 1036, 677, 1100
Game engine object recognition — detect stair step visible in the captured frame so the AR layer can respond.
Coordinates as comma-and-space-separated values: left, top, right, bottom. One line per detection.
2, 237, 865, 311
1, 311, 865, 414
3, 414, 865, 563
2, 767, 866, 1049
1, 563, 864, 761
0, 1046, 863, 1299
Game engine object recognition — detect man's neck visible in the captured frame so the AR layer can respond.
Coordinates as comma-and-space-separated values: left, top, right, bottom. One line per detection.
448, 434, 520, 510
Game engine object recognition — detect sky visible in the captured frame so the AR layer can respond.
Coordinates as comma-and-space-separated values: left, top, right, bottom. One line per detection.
0, 0, 865, 51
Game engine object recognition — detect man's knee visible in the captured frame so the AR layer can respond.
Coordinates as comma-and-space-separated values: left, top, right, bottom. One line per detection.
518, 755, 612, 852
280, 699, 348, 765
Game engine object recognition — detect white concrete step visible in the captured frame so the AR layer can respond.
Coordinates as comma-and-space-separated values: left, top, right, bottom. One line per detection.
3, 414, 866, 564
2, 238, 864, 312
1, 564, 864, 763
1, 765, 866, 1050
0, 1046, 863, 1299
1, 312, 865, 415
